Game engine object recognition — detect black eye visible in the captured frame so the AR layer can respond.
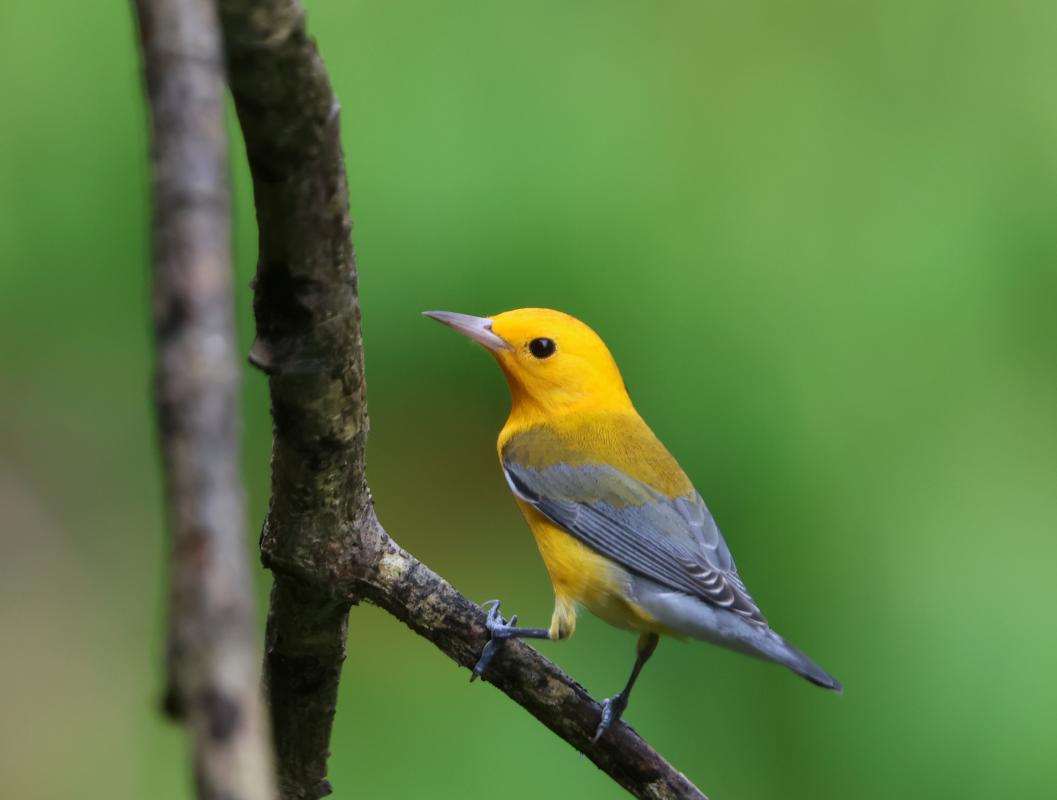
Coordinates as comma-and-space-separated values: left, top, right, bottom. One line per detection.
528, 337, 556, 359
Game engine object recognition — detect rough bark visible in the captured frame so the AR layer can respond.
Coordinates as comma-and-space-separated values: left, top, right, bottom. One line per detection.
217, 1, 707, 798
133, 0, 277, 798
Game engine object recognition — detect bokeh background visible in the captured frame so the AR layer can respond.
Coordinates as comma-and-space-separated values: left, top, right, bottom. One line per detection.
3, 1, 1056, 798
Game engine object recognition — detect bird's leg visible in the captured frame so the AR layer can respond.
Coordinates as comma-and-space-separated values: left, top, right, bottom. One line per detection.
593, 632, 659, 742
470, 599, 551, 681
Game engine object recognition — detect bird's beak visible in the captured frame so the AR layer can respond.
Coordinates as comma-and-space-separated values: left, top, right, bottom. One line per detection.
422, 310, 513, 352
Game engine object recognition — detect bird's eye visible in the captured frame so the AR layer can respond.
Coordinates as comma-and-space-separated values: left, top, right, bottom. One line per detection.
528, 337, 556, 359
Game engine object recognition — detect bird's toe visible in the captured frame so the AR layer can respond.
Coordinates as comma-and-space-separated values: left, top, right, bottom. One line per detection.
592, 693, 629, 743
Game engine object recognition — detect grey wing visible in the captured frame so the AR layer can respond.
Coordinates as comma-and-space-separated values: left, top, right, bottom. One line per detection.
503, 459, 766, 625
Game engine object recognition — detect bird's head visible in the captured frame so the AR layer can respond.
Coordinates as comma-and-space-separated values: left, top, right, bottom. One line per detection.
424, 307, 630, 417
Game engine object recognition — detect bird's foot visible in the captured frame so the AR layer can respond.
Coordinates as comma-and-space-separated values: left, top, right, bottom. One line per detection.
470, 599, 521, 681
592, 692, 629, 743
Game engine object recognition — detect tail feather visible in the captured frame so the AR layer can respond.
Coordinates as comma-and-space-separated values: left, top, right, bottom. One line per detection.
764, 630, 842, 693
633, 581, 843, 692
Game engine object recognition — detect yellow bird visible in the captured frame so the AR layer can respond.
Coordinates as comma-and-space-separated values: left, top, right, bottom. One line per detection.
425, 307, 840, 740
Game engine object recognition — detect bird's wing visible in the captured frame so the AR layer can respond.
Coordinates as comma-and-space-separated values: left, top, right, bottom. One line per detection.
502, 430, 766, 625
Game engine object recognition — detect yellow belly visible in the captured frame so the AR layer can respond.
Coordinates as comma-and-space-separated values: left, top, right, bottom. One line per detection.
516, 500, 663, 636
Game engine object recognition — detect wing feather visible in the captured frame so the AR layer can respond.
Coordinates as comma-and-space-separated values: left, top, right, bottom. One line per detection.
503, 454, 766, 625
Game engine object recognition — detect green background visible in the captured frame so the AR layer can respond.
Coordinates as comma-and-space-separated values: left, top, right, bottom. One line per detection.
2, 1, 1056, 798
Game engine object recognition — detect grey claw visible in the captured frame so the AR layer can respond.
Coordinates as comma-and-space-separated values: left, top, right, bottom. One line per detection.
483, 600, 508, 632
470, 638, 500, 682
472, 599, 516, 681
592, 694, 628, 743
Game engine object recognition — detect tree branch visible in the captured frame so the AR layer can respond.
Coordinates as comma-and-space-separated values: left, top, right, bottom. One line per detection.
217, 1, 706, 798
133, 0, 276, 798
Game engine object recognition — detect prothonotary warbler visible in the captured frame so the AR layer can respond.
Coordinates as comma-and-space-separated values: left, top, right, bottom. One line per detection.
424, 307, 841, 740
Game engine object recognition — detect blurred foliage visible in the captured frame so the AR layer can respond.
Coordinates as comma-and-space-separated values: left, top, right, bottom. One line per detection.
2, 0, 1056, 798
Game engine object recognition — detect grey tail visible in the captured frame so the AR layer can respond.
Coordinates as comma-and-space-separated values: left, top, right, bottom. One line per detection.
626, 581, 842, 691
768, 631, 842, 693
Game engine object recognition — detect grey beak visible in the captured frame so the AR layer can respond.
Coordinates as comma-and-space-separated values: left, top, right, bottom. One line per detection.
422, 310, 513, 352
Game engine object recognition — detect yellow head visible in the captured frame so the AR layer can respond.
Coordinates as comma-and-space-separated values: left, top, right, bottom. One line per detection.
424, 308, 631, 418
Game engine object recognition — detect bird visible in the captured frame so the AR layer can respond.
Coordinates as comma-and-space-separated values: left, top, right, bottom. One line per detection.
424, 307, 841, 741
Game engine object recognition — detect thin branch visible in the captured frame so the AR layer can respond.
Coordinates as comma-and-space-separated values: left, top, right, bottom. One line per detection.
217, 1, 706, 798
133, 0, 276, 798
357, 533, 707, 800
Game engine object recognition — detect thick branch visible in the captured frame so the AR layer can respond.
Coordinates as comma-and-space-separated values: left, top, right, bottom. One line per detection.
134, 0, 276, 798
217, 2, 364, 796
218, 1, 706, 798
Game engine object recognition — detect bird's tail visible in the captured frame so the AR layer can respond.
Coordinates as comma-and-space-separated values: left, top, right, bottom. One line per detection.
757, 629, 842, 693
632, 583, 842, 691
